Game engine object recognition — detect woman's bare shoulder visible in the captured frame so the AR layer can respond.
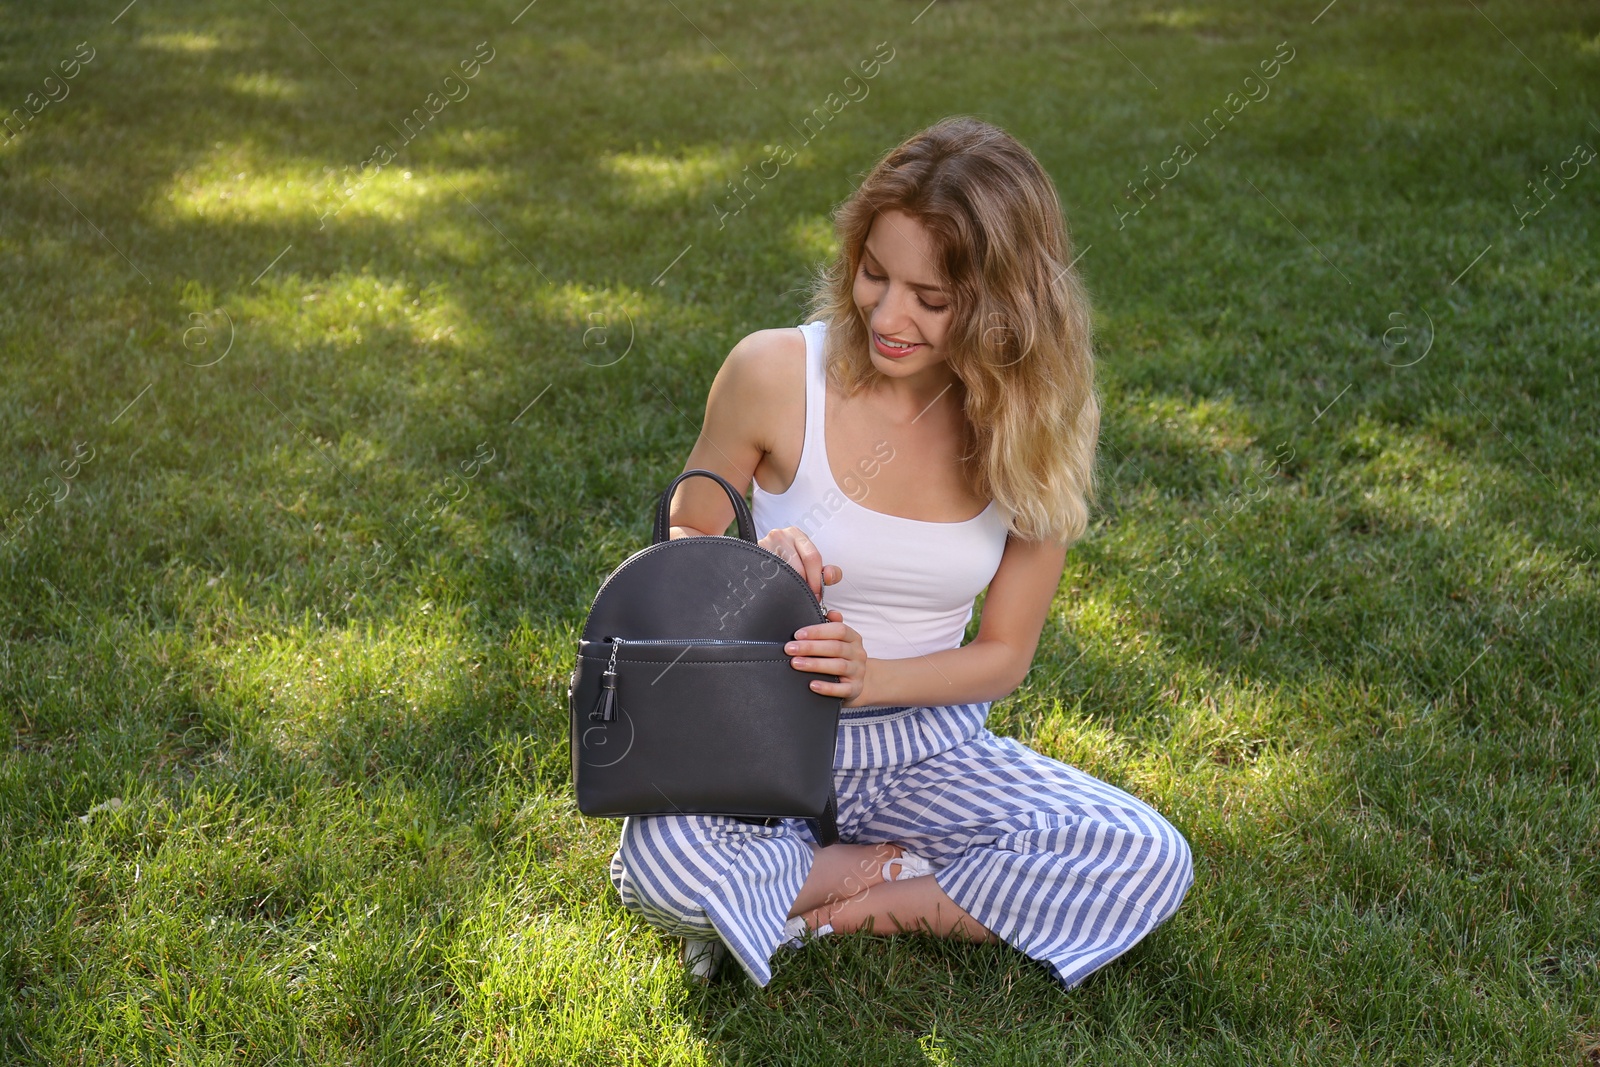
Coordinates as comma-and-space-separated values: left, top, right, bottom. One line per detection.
720, 326, 806, 408
727, 326, 806, 372
696, 327, 808, 473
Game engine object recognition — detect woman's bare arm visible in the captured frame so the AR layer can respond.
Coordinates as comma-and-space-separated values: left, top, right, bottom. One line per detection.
665, 329, 796, 539
842, 534, 1069, 708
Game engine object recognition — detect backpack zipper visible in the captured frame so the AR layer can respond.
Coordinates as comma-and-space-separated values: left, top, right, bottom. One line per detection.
600, 637, 784, 647
587, 632, 824, 723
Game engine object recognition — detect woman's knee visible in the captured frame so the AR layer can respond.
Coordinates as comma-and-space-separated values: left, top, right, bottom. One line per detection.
609, 815, 721, 933
1136, 809, 1195, 923
1027, 791, 1193, 924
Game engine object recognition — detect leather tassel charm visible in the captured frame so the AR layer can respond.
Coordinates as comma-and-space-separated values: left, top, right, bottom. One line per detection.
590, 638, 620, 722
592, 668, 618, 722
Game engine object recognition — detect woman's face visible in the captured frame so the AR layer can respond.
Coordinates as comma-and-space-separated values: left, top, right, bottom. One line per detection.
852, 208, 954, 373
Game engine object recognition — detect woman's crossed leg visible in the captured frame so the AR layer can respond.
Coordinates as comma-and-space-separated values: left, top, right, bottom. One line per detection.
786, 727, 1193, 987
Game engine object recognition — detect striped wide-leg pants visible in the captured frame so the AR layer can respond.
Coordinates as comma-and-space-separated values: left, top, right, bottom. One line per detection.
608, 701, 1194, 990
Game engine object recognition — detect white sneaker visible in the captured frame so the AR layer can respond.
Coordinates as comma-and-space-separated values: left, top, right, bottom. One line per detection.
781, 914, 833, 950
680, 936, 727, 983
881, 848, 934, 882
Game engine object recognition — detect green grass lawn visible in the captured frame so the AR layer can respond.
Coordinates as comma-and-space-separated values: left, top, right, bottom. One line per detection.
2, 0, 1597, 1062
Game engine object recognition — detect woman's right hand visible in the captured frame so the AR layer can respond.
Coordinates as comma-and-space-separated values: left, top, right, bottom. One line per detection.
759, 525, 841, 603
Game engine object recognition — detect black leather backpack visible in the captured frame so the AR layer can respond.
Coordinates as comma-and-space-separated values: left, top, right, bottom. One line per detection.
568, 468, 842, 845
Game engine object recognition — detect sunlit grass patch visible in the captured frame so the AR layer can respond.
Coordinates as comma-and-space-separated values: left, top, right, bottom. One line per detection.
452, 903, 714, 1065
163, 157, 459, 231
785, 212, 836, 265
1136, 9, 1217, 30
136, 31, 225, 54
598, 145, 739, 206
224, 70, 305, 101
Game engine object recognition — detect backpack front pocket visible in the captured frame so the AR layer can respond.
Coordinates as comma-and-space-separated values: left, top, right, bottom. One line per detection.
569, 636, 839, 819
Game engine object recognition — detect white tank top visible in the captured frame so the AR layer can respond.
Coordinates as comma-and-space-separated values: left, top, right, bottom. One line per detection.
750, 319, 1011, 661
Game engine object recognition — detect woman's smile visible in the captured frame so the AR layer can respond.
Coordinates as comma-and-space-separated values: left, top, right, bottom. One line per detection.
872, 331, 924, 358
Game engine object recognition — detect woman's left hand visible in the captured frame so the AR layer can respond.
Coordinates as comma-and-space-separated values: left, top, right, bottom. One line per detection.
786, 609, 869, 707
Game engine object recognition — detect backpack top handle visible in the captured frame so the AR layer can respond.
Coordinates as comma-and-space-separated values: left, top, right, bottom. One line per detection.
651, 468, 758, 546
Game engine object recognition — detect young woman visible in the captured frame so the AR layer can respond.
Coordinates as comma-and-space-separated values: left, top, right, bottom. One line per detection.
608, 116, 1193, 990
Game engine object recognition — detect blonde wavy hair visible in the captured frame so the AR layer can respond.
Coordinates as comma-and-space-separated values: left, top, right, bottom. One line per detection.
803, 115, 1100, 547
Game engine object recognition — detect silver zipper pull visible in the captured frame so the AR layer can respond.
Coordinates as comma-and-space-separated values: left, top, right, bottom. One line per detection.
590, 637, 620, 722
